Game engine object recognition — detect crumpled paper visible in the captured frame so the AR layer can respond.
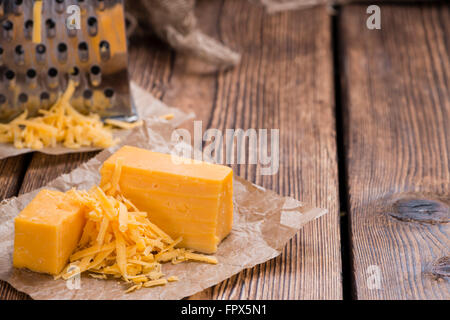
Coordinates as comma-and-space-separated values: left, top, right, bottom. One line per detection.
0, 82, 194, 160
0, 118, 327, 300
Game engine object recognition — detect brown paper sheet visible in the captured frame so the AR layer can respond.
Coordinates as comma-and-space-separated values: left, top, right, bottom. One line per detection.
0, 117, 327, 300
0, 82, 194, 160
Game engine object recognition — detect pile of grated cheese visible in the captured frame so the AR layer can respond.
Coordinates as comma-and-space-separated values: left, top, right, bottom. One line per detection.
0, 81, 142, 150
56, 158, 217, 293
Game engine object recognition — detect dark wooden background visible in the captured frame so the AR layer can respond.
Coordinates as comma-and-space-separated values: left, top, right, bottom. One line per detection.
0, 1, 449, 300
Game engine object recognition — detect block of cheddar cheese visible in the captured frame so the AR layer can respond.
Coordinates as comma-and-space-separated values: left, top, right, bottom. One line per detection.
13, 190, 86, 275
100, 146, 233, 254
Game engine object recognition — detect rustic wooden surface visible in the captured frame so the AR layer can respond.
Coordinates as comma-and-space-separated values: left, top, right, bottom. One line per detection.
1, 1, 449, 300
340, 4, 450, 299
132, 0, 342, 300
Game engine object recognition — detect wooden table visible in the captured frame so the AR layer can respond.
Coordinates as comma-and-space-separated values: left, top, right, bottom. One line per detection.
1, 1, 448, 300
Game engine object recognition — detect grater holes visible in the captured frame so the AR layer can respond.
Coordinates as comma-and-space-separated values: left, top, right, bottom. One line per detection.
47, 68, 59, 89
91, 65, 101, 75
5, 70, 15, 88
97, 0, 105, 11
15, 45, 24, 55
36, 44, 46, 54
25, 20, 33, 28
48, 68, 58, 77
2, 20, 13, 30
55, 0, 65, 13
24, 19, 33, 39
40, 92, 50, 100
83, 89, 93, 108
104, 88, 115, 105
26, 68, 37, 87
46, 19, 56, 29
78, 42, 88, 50
104, 88, 114, 98
36, 44, 46, 63
58, 43, 67, 52
2, 20, 13, 41
5, 70, 15, 80
57, 42, 68, 63
69, 66, 80, 85
14, 45, 25, 66
99, 40, 110, 61
18, 93, 28, 104
13, 0, 23, 16
70, 66, 80, 76
46, 19, 56, 38
0, 94, 6, 105
87, 16, 98, 36
90, 65, 102, 86
83, 89, 93, 99
26, 69, 37, 79
40, 91, 51, 108
78, 42, 89, 62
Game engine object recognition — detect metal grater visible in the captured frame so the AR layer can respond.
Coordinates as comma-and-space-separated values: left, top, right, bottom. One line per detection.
0, 0, 136, 123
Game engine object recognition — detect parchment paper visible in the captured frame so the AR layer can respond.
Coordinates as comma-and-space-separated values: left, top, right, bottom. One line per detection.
0, 117, 327, 300
0, 82, 194, 160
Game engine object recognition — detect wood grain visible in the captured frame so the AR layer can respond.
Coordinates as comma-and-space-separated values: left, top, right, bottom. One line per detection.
162, 0, 342, 299
0, 0, 341, 299
340, 4, 450, 299
0, 155, 29, 201
0, 154, 32, 300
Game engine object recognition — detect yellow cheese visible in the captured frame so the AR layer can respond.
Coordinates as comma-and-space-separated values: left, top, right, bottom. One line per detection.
32, 1, 42, 44
58, 187, 217, 292
100, 146, 233, 254
13, 190, 86, 275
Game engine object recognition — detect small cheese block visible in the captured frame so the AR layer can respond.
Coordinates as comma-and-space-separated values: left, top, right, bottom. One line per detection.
13, 190, 86, 275
100, 146, 233, 254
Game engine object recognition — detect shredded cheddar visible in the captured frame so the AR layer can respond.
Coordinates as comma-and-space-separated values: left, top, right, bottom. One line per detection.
0, 81, 141, 150
104, 119, 143, 130
57, 163, 217, 292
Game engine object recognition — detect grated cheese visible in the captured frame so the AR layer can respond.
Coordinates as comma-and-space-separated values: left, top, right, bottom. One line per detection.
160, 113, 174, 120
104, 119, 143, 130
0, 81, 142, 150
57, 162, 218, 292
32, 1, 42, 44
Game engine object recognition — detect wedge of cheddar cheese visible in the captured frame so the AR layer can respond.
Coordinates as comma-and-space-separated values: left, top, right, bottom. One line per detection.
13, 190, 86, 275
100, 146, 233, 254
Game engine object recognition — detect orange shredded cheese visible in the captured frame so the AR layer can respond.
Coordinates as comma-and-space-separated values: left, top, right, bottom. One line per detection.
57, 163, 217, 292
0, 81, 139, 150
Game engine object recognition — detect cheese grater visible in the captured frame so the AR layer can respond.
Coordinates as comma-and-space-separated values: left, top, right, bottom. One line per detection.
0, 0, 136, 123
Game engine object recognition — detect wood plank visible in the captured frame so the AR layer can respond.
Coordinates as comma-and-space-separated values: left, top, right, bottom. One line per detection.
0, 155, 29, 201
0, 154, 31, 300
340, 4, 450, 299
18, 152, 99, 195
162, 0, 342, 299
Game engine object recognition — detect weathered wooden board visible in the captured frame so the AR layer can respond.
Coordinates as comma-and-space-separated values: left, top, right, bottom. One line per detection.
0, 0, 341, 299
340, 4, 450, 299
160, 0, 342, 299
0, 154, 32, 300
